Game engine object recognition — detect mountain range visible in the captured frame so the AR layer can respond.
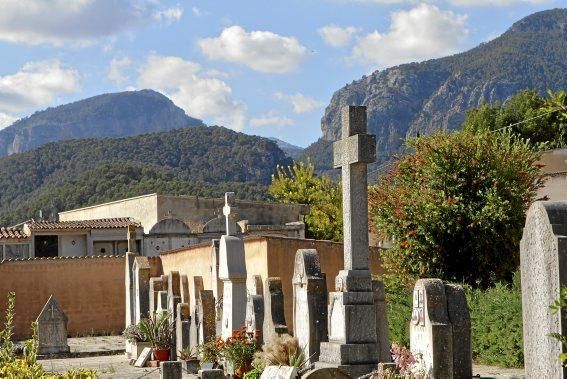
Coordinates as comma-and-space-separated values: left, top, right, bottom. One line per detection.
0, 89, 204, 157
300, 8, 567, 172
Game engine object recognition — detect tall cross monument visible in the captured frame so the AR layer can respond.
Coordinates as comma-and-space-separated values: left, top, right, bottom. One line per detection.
218, 192, 247, 339
317, 106, 379, 377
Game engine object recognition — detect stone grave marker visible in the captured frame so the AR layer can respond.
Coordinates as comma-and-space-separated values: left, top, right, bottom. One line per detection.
149, 277, 165, 315
252, 275, 264, 295
260, 365, 298, 379
210, 239, 222, 315
176, 303, 191, 361
293, 249, 328, 364
317, 105, 378, 378
190, 276, 204, 350
199, 369, 224, 379
125, 252, 136, 356
410, 278, 471, 379
219, 192, 247, 339
373, 279, 391, 363
199, 289, 216, 344
161, 360, 182, 379
180, 275, 190, 304
134, 347, 152, 367
245, 293, 264, 344
263, 277, 288, 343
36, 295, 70, 355
520, 201, 567, 378
133, 256, 151, 323
157, 290, 168, 315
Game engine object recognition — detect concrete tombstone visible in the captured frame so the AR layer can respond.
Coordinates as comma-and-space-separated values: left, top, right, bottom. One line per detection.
36, 295, 70, 355
176, 303, 191, 359
245, 294, 264, 344
133, 256, 151, 323
293, 249, 328, 364
372, 279, 391, 363
180, 275, 190, 304
520, 201, 567, 378
260, 366, 297, 379
263, 277, 288, 343
161, 360, 182, 379
199, 290, 216, 344
410, 279, 471, 379
252, 275, 264, 296
190, 276, 204, 350
149, 277, 165, 315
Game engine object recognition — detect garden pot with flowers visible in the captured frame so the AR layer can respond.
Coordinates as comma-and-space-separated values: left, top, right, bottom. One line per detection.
138, 311, 174, 362
222, 328, 260, 379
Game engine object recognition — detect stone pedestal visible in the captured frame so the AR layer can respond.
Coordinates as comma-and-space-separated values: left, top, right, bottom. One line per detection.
219, 235, 247, 339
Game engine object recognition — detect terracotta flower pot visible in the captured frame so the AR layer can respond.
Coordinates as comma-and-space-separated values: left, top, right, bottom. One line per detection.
152, 347, 170, 362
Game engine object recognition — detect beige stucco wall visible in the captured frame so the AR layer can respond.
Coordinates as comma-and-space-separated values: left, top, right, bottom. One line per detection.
0, 256, 125, 339
537, 149, 567, 201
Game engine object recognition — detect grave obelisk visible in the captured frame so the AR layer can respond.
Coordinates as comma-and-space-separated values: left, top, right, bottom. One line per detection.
317, 105, 378, 377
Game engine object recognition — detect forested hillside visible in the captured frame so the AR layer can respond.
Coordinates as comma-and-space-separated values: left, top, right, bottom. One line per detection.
0, 126, 289, 224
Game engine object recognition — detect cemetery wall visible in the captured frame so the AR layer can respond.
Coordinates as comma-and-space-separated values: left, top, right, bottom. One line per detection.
0, 256, 124, 339
537, 148, 567, 201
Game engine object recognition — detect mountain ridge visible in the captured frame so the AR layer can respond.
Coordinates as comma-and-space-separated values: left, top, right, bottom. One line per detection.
0, 89, 204, 157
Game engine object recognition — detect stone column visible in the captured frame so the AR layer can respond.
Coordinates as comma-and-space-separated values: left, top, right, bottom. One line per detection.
219, 192, 247, 339
520, 201, 567, 378
317, 106, 378, 378
293, 249, 328, 364
133, 256, 151, 324
125, 252, 136, 328
372, 279, 391, 363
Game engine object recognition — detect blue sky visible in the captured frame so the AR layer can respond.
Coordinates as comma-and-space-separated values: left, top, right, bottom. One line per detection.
0, 0, 563, 147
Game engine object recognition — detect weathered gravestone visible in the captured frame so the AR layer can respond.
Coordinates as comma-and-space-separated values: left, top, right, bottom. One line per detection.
161, 360, 182, 379
219, 192, 248, 339
199, 289, 216, 344
260, 365, 297, 379
317, 106, 378, 378
157, 290, 168, 315
180, 275, 190, 304
190, 276, 204, 351
36, 295, 70, 355
520, 201, 567, 378
149, 277, 165, 315
263, 277, 288, 343
176, 303, 191, 360
245, 293, 264, 344
133, 256, 151, 324
125, 252, 136, 356
252, 275, 264, 295
168, 275, 182, 361
293, 249, 328, 364
410, 279, 471, 379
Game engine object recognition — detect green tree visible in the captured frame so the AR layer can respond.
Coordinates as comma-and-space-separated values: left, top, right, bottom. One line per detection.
270, 161, 342, 241
463, 89, 567, 148
368, 130, 544, 288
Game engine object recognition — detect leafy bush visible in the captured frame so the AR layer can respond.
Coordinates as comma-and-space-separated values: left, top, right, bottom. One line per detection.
466, 272, 523, 367
369, 130, 543, 288
549, 286, 567, 366
138, 311, 174, 349
383, 276, 412, 347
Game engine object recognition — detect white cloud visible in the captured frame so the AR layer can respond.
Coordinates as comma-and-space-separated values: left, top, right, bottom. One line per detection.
275, 92, 325, 114
0, 60, 79, 113
0, 0, 183, 46
353, 4, 469, 68
318, 25, 359, 47
192, 7, 206, 17
198, 26, 307, 73
153, 7, 183, 23
108, 57, 132, 85
0, 112, 16, 130
138, 54, 246, 130
449, 0, 550, 5
250, 112, 294, 127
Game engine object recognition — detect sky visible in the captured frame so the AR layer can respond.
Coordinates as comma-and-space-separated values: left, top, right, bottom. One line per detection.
0, 0, 563, 147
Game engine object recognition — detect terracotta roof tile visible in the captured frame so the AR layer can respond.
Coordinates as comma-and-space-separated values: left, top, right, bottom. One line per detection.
26, 218, 141, 231
0, 227, 28, 240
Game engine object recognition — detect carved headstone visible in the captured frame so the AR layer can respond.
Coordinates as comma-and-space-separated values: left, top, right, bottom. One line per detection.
176, 303, 191, 359
223, 192, 237, 236
219, 193, 247, 339
36, 295, 70, 355
161, 360, 182, 379
245, 294, 264, 344
199, 290, 216, 344
263, 277, 288, 343
149, 277, 165, 315
190, 276, 204, 350
293, 249, 328, 364
317, 106, 378, 378
252, 275, 264, 296
133, 256, 151, 324
410, 279, 471, 379
180, 275, 190, 304
520, 201, 567, 378
260, 366, 297, 379
157, 290, 168, 315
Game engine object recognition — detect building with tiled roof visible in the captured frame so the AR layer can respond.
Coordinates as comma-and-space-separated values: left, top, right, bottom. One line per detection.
0, 227, 30, 260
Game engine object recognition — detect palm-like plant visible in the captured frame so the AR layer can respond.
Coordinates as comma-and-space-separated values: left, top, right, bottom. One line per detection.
138, 311, 174, 349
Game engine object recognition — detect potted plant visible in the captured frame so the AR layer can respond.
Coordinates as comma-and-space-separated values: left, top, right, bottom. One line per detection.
123, 323, 150, 360
223, 328, 259, 379
138, 311, 174, 362
178, 347, 200, 374
197, 337, 224, 369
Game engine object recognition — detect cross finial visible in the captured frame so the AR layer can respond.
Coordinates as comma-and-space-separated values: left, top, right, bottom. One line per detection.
341, 105, 367, 138
223, 192, 236, 236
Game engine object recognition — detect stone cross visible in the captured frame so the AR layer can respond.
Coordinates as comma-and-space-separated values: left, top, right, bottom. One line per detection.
36, 295, 70, 355
332, 106, 375, 272
520, 201, 567, 378
410, 279, 471, 379
223, 192, 237, 236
